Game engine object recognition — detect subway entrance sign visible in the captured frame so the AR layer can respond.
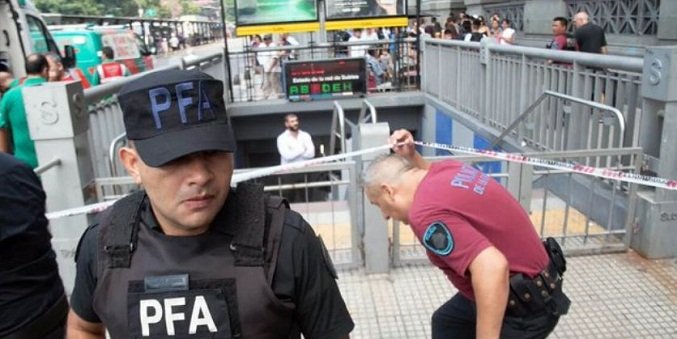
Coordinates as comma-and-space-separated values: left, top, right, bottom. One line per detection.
284, 57, 367, 101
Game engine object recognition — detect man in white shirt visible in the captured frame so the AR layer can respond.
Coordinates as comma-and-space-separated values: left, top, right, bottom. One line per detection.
258, 34, 281, 99
276, 114, 315, 202
277, 113, 314, 164
362, 28, 380, 41
349, 29, 367, 58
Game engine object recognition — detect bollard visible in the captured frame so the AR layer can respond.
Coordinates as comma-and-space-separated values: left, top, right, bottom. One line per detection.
24, 81, 97, 293
632, 46, 677, 258
358, 122, 391, 273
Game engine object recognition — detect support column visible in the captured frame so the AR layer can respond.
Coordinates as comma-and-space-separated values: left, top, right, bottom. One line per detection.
657, 0, 677, 41
632, 46, 677, 258
463, 0, 483, 16
359, 122, 391, 273
421, 104, 436, 157
523, 0, 567, 35
24, 81, 96, 293
507, 163, 533, 213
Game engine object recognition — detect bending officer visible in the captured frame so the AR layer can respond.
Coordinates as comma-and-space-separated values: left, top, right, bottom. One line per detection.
363, 129, 570, 339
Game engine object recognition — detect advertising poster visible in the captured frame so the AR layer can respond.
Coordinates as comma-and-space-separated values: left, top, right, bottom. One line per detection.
284, 58, 367, 101
325, 0, 406, 20
236, 0, 318, 25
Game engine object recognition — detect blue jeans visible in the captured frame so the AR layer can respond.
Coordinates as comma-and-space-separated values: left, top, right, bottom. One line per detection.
432, 293, 560, 339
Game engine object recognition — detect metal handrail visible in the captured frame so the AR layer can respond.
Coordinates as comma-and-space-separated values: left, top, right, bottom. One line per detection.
329, 101, 346, 155
34, 158, 61, 175
491, 90, 626, 149
425, 38, 644, 73
358, 99, 377, 124
181, 53, 224, 70
108, 132, 127, 178
237, 37, 418, 55
84, 51, 224, 104
84, 64, 181, 104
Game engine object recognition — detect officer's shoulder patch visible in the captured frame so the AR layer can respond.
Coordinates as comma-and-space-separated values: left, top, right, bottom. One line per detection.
422, 221, 454, 256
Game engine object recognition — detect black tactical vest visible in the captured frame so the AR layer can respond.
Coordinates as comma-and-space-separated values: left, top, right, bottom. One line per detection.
92, 184, 296, 338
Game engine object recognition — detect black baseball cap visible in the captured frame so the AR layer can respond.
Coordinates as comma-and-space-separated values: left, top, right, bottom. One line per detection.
118, 69, 235, 167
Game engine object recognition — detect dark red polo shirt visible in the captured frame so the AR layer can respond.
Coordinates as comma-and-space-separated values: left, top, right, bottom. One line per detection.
408, 160, 549, 300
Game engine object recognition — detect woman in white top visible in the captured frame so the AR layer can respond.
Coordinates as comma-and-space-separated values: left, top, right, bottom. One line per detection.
499, 19, 516, 45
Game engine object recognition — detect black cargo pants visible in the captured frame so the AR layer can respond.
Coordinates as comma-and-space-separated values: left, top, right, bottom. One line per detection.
431, 293, 560, 339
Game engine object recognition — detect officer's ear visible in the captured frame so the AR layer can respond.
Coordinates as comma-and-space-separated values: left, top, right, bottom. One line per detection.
381, 184, 396, 202
119, 144, 143, 185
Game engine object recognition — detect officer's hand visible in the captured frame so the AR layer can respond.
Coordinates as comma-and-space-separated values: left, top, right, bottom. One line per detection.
390, 129, 416, 158
390, 129, 429, 170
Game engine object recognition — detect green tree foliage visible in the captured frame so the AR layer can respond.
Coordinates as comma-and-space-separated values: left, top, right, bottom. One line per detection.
180, 0, 200, 15
34, 0, 176, 18
222, 0, 234, 21
34, 0, 102, 15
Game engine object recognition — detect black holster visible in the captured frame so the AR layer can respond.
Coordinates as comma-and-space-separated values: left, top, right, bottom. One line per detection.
506, 238, 571, 318
543, 237, 566, 275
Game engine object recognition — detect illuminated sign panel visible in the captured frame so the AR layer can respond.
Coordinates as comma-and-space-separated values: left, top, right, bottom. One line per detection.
235, 0, 318, 25
325, 0, 406, 20
284, 58, 367, 101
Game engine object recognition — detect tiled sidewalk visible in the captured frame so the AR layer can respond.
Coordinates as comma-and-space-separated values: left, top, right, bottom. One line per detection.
336, 251, 677, 338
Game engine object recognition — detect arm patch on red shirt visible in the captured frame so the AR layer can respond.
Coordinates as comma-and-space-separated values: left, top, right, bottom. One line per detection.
423, 222, 454, 256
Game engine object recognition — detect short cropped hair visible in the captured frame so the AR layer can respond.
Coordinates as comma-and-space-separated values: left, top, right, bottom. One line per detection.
25, 53, 48, 75
102, 46, 115, 59
284, 113, 298, 122
553, 17, 568, 27
362, 154, 414, 193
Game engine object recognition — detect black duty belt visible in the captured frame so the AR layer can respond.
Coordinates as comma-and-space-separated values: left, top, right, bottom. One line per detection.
506, 262, 570, 318
3, 294, 68, 339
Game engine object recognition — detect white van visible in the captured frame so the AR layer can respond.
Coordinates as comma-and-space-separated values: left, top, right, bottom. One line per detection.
0, 0, 74, 77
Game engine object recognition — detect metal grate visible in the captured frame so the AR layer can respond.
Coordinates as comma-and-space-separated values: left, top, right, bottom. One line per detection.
565, 0, 661, 35
484, 1, 525, 31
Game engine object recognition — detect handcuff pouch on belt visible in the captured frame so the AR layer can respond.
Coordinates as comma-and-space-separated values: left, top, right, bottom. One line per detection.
506, 238, 570, 317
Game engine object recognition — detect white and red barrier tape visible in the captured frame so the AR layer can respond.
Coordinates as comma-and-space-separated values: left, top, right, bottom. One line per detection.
414, 141, 677, 190
45, 145, 391, 220
45, 142, 676, 220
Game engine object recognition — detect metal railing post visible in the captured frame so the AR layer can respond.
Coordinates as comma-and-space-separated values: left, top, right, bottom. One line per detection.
358, 122, 391, 273
24, 81, 96, 294
348, 161, 363, 267
517, 53, 529, 142
329, 101, 346, 155
632, 46, 677, 259
480, 39, 492, 124
507, 162, 533, 213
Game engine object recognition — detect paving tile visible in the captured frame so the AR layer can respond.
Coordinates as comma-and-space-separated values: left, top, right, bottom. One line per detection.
336, 251, 677, 338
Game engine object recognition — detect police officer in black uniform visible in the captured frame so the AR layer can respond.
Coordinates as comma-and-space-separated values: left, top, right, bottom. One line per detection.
67, 69, 354, 338
0, 153, 69, 339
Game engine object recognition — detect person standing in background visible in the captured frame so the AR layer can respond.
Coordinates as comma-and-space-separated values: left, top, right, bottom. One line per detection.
277, 113, 315, 202
573, 11, 608, 54
0, 54, 49, 168
498, 19, 516, 45
0, 62, 13, 95
276, 113, 314, 165
547, 17, 573, 51
95, 46, 131, 85
259, 34, 281, 99
45, 53, 65, 82
349, 29, 367, 57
